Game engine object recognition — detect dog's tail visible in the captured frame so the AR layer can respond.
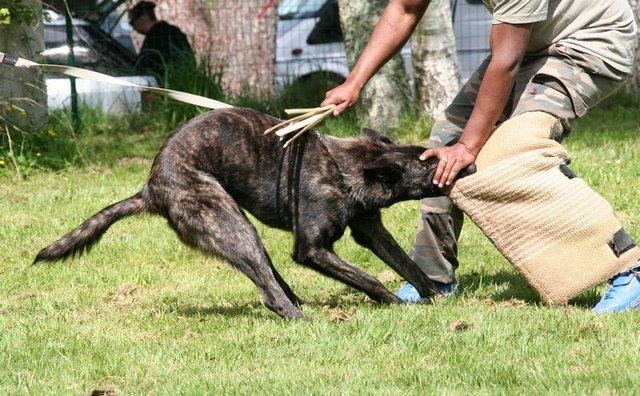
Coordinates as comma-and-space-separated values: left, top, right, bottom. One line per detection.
33, 192, 149, 264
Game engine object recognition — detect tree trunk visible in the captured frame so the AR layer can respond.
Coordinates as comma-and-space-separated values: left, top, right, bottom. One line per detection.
150, 0, 215, 59
338, 0, 412, 131
208, 0, 277, 98
411, 0, 461, 118
0, 0, 47, 130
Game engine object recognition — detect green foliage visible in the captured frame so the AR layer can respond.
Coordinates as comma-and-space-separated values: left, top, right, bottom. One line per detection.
0, 0, 40, 26
0, 106, 170, 180
0, 56, 227, 180
135, 54, 227, 126
0, 8, 10, 25
277, 71, 345, 110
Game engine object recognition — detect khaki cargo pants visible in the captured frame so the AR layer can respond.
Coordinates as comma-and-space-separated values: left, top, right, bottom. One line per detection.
411, 46, 628, 284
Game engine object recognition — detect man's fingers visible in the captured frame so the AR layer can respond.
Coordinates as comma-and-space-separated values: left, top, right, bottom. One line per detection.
420, 148, 436, 161
334, 102, 349, 116
438, 159, 453, 188
433, 156, 448, 185
444, 164, 460, 186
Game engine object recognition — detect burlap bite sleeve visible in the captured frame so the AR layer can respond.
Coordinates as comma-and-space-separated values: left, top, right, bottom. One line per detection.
449, 111, 640, 304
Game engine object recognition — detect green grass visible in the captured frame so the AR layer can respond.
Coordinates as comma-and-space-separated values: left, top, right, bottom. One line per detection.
1, 94, 640, 394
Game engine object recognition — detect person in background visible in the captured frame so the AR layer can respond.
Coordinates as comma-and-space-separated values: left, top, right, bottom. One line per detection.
128, 1, 195, 84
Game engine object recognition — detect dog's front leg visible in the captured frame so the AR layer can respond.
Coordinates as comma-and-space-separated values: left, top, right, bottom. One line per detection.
349, 212, 437, 300
292, 242, 401, 304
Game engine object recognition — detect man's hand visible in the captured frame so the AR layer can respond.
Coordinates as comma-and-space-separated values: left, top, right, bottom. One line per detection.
422, 21, 533, 188
420, 142, 477, 187
321, 81, 362, 116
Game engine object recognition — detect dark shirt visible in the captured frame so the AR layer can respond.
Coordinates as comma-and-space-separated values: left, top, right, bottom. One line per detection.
135, 21, 194, 78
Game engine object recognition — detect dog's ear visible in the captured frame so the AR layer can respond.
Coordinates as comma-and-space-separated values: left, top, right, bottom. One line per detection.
362, 128, 395, 145
363, 155, 403, 184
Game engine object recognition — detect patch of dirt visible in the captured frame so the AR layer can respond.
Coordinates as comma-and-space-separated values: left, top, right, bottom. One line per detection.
105, 284, 140, 306
576, 322, 604, 339
449, 319, 473, 332
89, 384, 120, 396
483, 297, 527, 309
323, 305, 355, 322
117, 284, 138, 296
15, 290, 38, 300
502, 298, 527, 308
183, 330, 198, 340
338, 292, 359, 304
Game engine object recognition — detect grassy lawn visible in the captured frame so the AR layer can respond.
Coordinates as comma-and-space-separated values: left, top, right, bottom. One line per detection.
1, 97, 639, 394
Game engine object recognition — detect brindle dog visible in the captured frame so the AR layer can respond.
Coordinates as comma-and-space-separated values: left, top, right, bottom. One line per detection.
34, 107, 473, 318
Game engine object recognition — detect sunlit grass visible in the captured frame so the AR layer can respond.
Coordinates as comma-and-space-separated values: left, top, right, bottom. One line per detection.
1, 93, 639, 394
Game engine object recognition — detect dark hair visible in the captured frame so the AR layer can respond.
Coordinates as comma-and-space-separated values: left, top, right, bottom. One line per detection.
129, 1, 157, 22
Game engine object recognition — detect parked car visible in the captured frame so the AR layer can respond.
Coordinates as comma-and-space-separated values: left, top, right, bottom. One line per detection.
275, 0, 492, 93
42, 3, 157, 114
276, 0, 348, 92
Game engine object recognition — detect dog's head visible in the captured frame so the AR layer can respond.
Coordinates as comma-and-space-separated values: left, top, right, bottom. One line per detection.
361, 129, 475, 201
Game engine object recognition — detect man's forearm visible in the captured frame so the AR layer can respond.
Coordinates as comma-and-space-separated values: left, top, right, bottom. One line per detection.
344, 0, 430, 89
457, 62, 518, 155
458, 22, 532, 155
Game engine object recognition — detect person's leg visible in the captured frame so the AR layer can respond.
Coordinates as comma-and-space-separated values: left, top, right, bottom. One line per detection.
398, 59, 497, 301
400, 52, 638, 305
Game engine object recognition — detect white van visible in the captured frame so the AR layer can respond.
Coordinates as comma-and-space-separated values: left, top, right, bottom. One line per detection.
276, 0, 492, 91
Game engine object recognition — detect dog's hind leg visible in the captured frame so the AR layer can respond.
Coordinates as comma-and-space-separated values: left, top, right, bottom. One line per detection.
349, 212, 437, 300
163, 176, 303, 319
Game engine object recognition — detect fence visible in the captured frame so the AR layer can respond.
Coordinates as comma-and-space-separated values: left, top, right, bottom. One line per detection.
37, 0, 492, 113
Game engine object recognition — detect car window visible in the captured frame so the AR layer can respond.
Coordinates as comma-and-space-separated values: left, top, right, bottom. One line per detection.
98, 4, 135, 54
306, 0, 342, 45
42, 9, 135, 76
279, 0, 326, 19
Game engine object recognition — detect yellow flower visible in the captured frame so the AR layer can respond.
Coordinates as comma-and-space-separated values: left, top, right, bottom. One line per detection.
47, 129, 57, 137
36, 152, 42, 157
0, 159, 5, 166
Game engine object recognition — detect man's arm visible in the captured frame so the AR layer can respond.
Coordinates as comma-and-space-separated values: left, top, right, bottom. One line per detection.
426, 22, 534, 187
321, 0, 430, 115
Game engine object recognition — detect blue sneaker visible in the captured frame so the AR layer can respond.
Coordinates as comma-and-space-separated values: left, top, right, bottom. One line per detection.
592, 270, 640, 314
396, 281, 458, 303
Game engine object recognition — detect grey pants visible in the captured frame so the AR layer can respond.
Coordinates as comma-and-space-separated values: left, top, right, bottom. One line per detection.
410, 50, 626, 284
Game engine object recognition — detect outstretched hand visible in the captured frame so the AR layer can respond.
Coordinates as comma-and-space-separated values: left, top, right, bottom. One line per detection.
421, 143, 477, 188
321, 81, 361, 116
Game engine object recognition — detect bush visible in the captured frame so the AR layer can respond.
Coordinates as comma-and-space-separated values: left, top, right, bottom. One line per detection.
2, 76, 636, 180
